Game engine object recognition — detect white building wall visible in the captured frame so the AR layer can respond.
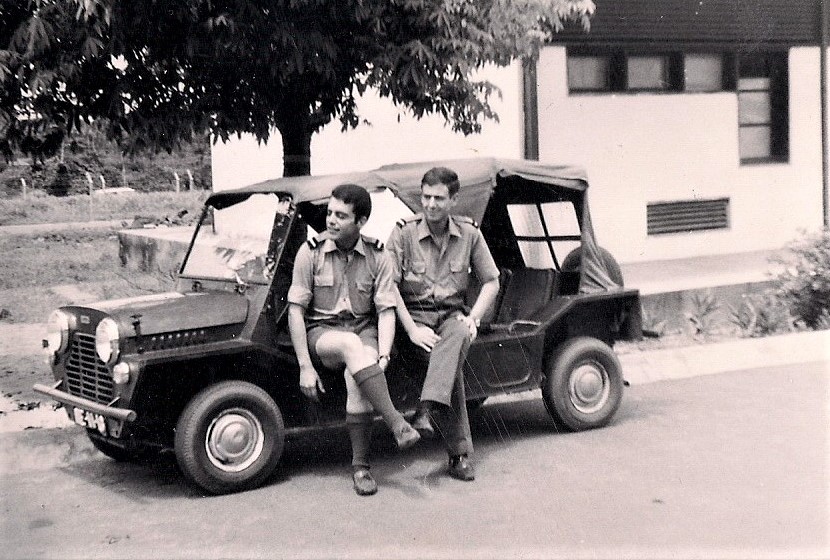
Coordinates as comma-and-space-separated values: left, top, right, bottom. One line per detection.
536, 46, 825, 263
211, 63, 524, 192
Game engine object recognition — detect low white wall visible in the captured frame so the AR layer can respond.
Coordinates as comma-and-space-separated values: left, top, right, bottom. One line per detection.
536, 46, 826, 263
211, 63, 523, 192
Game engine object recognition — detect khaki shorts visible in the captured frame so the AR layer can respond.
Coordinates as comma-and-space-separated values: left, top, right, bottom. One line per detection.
307, 320, 378, 369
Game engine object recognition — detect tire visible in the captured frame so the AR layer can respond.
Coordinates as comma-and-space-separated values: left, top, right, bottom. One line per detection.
174, 381, 285, 495
561, 246, 624, 286
88, 431, 137, 462
542, 337, 623, 432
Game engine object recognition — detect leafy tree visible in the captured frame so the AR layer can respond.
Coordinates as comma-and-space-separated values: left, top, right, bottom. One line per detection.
1, 0, 593, 176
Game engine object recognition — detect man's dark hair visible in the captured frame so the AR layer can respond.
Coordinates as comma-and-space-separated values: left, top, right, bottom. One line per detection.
331, 183, 372, 222
421, 166, 460, 197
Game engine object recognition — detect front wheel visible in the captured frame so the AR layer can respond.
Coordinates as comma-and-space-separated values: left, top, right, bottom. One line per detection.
175, 381, 285, 495
542, 337, 623, 432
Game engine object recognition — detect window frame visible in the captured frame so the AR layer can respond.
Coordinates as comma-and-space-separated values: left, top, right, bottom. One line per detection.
737, 51, 789, 165
566, 47, 731, 95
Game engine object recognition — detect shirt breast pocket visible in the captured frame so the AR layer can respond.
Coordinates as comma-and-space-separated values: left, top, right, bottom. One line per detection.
352, 280, 374, 315
449, 261, 470, 291
401, 261, 428, 296
312, 274, 336, 309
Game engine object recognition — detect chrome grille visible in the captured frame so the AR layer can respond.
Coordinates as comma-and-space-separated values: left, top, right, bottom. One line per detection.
65, 332, 114, 404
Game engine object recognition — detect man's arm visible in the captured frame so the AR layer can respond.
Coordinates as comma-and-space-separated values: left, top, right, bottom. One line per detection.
394, 287, 441, 352
468, 277, 500, 325
376, 308, 395, 369
287, 304, 325, 401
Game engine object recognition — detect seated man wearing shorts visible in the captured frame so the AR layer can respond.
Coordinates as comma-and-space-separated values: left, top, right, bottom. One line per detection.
287, 183, 420, 496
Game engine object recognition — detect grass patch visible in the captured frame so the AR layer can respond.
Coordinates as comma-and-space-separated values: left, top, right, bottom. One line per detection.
0, 230, 175, 322
0, 190, 207, 226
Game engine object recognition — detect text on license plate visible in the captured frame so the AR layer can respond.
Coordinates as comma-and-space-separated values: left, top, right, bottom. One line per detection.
72, 407, 107, 435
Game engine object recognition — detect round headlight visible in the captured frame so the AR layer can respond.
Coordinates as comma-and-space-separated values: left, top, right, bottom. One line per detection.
95, 317, 120, 364
46, 310, 70, 355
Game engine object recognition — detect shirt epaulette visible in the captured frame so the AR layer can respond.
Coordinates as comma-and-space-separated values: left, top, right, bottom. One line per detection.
306, 235, 321, 249
452, 214, 479, 228
361, 234, 384, 251
396, 215, 422, 228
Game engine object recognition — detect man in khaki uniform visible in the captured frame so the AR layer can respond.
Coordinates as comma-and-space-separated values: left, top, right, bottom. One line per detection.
288, 184, 419, 496
387, 167, 500, 481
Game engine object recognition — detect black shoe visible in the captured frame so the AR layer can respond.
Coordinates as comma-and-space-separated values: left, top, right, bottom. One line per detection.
412, 402, 436, 439
448, 454, 475, 481
352, 468, 378, 496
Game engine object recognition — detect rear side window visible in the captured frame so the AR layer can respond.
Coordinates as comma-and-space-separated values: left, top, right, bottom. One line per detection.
506, 202, 581, 269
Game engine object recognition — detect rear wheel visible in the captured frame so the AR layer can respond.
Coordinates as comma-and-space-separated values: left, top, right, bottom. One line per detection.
542, 337, 623, 431
175, 381, 285, 494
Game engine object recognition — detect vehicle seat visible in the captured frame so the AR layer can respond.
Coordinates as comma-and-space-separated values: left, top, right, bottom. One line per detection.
492, 268, 557, 329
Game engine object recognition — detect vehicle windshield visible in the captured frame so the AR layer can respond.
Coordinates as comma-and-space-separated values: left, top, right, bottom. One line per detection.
181, 193, 292, 284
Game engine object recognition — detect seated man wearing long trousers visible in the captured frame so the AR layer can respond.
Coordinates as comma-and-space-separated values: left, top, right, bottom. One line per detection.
288, 184, 420, 496
386, 167, 500, 481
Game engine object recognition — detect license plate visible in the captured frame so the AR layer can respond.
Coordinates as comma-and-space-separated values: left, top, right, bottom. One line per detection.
72, 407, 107, 435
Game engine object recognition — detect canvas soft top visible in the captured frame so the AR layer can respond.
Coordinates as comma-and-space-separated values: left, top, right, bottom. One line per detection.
206, 157, 618, 293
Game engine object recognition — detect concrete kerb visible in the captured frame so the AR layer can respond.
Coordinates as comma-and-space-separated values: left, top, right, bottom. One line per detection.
1, 329, 828, 473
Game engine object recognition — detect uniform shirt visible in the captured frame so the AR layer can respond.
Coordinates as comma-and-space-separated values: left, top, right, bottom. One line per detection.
386, 214, 499, 324
287, 234, 397, 328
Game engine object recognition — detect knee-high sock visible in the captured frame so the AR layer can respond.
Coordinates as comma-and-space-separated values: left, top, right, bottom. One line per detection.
346, 412, 374, 469
353, 364, 406, 431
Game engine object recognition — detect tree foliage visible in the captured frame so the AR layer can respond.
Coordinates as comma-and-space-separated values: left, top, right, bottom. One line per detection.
1, 0, 593, 176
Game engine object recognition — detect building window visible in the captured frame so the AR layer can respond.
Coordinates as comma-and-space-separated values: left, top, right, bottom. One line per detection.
567, 55, 611, 92
567, 48, 727, 94
627, 55, 669, 91
684, 53, 723, 92
738, 52, 788, 163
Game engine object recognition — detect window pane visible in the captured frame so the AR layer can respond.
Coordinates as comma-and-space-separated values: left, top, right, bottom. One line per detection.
517, 241, 556, 269
627, 56, 668, 90
739, 126, 771, 159
507, 204, 545, 236
567, 56, 609, 91
738, 77, 771, 90
685, 54, 722, 92
540, 202, 580, 237
738, 92, 771, 124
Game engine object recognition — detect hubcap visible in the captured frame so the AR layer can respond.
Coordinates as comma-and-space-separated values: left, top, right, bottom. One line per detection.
205, 407, 265, 473
568, 361, 610, 414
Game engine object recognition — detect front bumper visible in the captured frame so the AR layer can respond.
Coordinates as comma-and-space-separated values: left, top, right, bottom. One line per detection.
33, 381, 137, 422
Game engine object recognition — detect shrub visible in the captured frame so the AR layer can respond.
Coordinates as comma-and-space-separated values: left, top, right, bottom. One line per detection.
685, 289, 722, 337
772, 228, 830, 329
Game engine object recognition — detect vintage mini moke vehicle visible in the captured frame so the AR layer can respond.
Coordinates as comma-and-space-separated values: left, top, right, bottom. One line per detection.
35, 157, 642, 494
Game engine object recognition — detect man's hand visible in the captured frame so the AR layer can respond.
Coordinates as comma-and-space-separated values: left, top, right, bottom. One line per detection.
456, 314, 478, 341
408, 325, 441, 353
299, 363, 325, 402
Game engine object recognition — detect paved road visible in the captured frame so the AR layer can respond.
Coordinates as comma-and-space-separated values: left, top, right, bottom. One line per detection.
1, 362, 827, 559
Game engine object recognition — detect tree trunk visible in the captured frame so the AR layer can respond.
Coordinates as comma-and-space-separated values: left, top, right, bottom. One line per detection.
280, 125, 312, 177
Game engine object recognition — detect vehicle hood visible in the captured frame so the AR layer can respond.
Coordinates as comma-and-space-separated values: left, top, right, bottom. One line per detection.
83, 291, 248, 336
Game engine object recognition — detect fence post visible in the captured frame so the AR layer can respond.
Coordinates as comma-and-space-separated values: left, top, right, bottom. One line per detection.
173, 171, 180, 193
20, 178, 27, 199
186, 169, 194, 191
85, 172, 94, 220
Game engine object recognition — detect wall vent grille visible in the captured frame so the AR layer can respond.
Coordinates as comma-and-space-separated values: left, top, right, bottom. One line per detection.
647, 198, 729, 235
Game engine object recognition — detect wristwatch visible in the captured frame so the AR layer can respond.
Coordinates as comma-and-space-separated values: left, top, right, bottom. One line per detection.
377, 354, 390, 364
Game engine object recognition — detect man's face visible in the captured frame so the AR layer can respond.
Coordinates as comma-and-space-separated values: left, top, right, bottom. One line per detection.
326, 196, 365, 245
421, 183, 456, 226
